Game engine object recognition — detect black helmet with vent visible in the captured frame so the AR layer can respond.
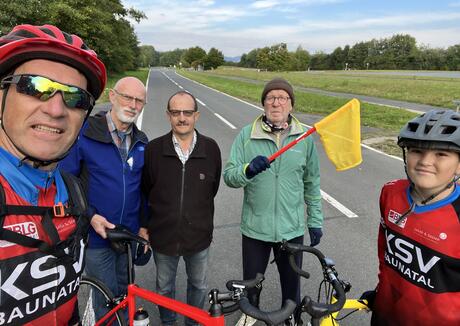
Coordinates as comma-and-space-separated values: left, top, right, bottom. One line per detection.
398, 109, 460, 152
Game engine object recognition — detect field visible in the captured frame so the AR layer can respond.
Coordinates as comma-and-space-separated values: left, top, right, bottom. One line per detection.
198, 67, 459, 108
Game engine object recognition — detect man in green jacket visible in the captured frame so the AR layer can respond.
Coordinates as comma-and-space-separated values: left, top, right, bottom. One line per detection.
223, 78, 324, 326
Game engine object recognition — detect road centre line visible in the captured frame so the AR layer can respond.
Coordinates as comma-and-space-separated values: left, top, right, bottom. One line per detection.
175, 71, 264, 112
214, 113, 237, 129
170, 71, 363, 218
196, 98, 206, 106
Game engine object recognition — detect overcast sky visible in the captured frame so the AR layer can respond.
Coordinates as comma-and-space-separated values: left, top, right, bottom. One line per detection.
122, 0, 460, 57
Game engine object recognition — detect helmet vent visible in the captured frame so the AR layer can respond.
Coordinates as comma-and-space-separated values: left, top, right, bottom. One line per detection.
441, 126, 457, 134
407, 122, 419, 132
424, 125, 433, 134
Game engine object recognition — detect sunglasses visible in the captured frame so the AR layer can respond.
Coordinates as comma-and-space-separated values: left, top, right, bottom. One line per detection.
0, 74, 95, 112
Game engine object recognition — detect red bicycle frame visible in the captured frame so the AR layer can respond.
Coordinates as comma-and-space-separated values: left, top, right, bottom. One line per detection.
95, 284, 226, 326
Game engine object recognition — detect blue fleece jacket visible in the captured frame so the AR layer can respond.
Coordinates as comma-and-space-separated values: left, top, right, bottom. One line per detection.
59, 112, 148, 248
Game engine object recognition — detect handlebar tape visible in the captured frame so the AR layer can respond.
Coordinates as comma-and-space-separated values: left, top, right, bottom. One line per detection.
239, 297, 296, 326
303, 279, 346, 319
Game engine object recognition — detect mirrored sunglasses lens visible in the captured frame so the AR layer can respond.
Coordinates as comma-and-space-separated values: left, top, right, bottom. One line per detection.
18, 76, 91, 110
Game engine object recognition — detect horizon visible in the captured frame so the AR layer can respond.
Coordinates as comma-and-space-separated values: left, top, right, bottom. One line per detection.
123, 0, 460, 57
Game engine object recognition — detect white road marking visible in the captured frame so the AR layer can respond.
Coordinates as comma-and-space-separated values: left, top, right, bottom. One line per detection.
196, 98, 206, 106
214, 113, 237, 129
135, 68, 151, 130
175, 71, 264, 112
321, 190, 358, 218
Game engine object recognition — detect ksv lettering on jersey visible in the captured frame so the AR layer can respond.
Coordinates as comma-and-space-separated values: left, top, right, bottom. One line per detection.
384, 230, 440, 289
0, 240, 85, 324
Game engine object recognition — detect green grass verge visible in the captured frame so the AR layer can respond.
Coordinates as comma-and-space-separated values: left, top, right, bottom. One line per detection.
179, 70, 417, 134
201, 67, 459, 109
97, 68, 149, 103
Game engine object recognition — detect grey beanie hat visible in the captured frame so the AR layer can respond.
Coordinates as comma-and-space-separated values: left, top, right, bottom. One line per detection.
261, 77, 295, 106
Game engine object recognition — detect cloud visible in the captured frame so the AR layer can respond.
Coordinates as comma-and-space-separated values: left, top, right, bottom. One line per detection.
250, 0, 280, 9
127, 1, 460, 56
298, 12, 460, 31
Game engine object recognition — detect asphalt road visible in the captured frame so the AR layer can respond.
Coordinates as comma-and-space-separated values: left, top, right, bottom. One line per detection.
131, 68, 406, 325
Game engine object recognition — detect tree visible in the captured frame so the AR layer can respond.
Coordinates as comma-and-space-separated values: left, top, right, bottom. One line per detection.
328, 46, 346, 70
239, 49, 259, 68
159, 48, 185, 67
385, 34, 419, 69
256, 43, 290, 71
445, 44, 460, 70
288, 46, 310, 71
139, 45, 160, 67
203, 48, 224, 70
0, 0, 146, 73
418, 45, 446, 70
181, 46, 206, 69
348, 41, 370, 69
309, 52, 329, 70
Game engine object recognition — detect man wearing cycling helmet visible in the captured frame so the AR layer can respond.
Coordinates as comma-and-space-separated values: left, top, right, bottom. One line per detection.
370, 110, 460, 325
0, 24, 112, 325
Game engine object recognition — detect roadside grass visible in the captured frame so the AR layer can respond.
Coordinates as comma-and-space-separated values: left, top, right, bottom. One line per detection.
199, 67, 459, 109
97, 68, 149, 103
178, 70, 417, 134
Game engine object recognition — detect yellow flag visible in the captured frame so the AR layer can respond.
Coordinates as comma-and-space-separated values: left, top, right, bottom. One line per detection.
314, 99, 362, 171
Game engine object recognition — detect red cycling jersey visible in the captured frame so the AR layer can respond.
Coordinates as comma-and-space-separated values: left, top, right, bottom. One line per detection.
373, 179, 460, 326
0, 174, 85, 325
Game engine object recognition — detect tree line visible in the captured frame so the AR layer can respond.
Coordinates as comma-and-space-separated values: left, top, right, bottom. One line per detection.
237, 34, 460, 71
138, 45, 224, 70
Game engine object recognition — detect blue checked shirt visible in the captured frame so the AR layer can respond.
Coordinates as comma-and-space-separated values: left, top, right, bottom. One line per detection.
106, 111, 133, 162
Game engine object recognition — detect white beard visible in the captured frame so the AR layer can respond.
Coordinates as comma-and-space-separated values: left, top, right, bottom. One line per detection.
115, 106, 140, 124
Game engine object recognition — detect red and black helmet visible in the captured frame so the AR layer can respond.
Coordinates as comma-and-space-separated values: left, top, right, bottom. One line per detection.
0, 24, 106, 99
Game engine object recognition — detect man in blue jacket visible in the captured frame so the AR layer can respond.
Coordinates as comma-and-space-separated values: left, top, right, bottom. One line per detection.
60, 76, 148, 321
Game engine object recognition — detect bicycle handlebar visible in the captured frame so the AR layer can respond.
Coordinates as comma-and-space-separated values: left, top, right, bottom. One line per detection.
106, 225, 150, 246
225, 273, 264, 291
239, 297, 296, 326
209, 273, 265, 316
281, 241, 346, 318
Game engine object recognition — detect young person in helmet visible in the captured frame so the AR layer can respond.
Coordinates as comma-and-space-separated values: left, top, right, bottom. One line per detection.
0, 24, 113, 325
369, 109, 460, 325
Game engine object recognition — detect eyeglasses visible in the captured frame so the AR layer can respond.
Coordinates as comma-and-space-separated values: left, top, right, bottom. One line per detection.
265, 96, 291, 105
0, 74, 95, 111
113, 89, 146, 107
167, 109, 196, 117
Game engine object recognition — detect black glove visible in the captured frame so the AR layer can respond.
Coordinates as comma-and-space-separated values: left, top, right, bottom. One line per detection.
359, 290, 376, 310
308, 227, 323, 246
245, 156, 270, 179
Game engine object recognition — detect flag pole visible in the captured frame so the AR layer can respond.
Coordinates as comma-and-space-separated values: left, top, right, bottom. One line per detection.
268, 127, 317, 162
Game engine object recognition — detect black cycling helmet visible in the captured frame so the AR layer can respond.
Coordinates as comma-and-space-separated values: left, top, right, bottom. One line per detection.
0, 24, 106, 99
398, 109, 460, 152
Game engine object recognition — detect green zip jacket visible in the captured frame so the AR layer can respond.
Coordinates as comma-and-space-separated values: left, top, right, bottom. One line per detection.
223, 115, 323, 242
